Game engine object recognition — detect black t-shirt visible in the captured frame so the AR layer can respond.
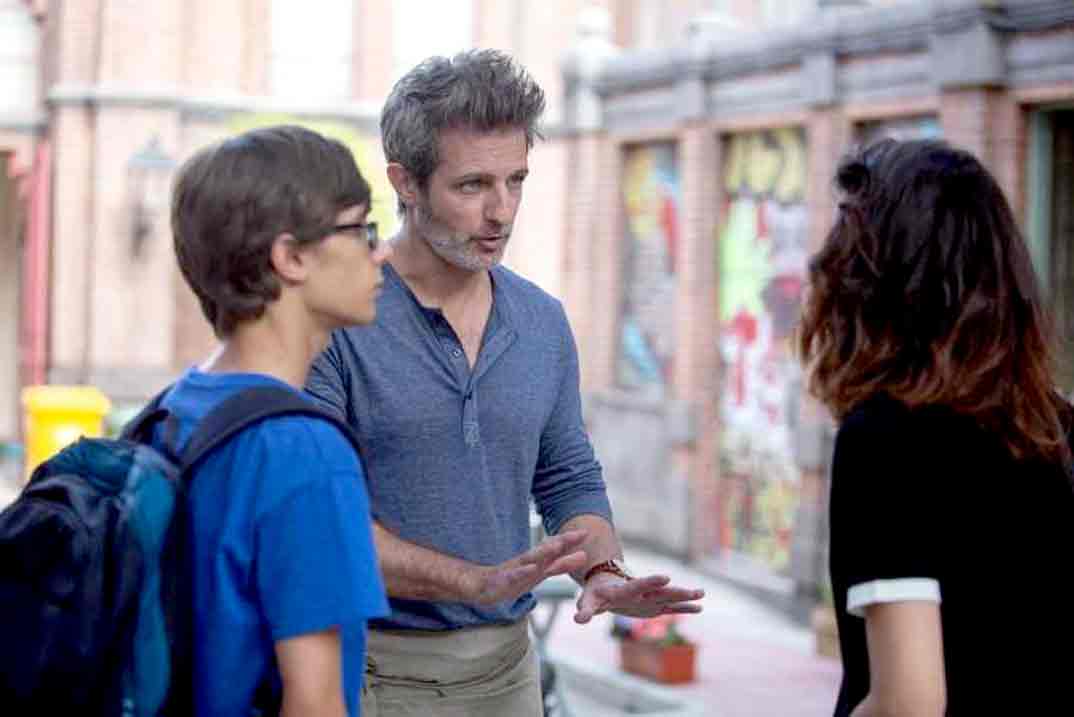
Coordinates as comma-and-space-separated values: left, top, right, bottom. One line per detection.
830, 394, 1074, 716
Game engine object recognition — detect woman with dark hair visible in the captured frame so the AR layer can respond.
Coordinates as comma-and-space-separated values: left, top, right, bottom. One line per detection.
799, 138, 1074, 716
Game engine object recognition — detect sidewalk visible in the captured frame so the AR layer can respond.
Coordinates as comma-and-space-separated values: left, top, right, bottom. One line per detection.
541, 544, 842, 717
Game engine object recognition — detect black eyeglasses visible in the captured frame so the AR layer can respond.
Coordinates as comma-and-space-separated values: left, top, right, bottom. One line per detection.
332, 221, 379, 251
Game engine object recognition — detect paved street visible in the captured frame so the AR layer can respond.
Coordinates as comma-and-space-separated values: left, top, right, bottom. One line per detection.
540, 544, 842, 717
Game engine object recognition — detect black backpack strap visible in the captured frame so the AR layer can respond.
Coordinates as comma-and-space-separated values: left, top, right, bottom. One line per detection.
160, 385, 356, 717
119, 385, 174, 443
179, 385, 362, 473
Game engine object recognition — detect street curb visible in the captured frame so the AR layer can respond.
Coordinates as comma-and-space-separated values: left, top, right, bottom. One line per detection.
549, 649, 712, 716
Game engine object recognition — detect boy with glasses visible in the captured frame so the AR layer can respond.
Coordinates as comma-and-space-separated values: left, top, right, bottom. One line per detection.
163, 124, 390, 716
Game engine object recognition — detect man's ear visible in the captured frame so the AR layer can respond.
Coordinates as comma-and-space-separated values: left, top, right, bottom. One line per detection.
268, 232, 309, 284
387, 162, 420, 207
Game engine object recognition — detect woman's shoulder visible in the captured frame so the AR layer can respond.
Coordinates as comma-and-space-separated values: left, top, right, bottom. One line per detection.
835, 394, 985, 477
841, 393, 973, 441
839, 393, 914, 443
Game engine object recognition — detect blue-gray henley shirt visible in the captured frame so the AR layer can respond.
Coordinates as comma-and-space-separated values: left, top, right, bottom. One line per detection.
305, 262, 613, 631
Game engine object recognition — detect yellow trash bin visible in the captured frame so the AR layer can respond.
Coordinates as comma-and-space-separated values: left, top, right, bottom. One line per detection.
21, 385, 112, 481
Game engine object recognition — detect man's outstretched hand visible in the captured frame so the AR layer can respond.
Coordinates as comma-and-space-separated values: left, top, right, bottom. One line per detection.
464, 530, 590, 605
574, 572, 705, 624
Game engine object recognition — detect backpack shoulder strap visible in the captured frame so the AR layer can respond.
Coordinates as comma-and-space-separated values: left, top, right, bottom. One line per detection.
119, 385, 174, 442
179, 385, 362, 473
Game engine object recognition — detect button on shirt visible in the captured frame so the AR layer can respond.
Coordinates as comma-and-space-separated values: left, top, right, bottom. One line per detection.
306, 262, 613, 631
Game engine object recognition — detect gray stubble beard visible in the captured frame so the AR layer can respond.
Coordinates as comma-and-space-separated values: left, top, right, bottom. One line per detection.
417, 202, 511, 272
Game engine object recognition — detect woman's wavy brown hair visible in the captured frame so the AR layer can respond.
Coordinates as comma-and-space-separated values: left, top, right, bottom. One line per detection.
799, 138, 1071, 468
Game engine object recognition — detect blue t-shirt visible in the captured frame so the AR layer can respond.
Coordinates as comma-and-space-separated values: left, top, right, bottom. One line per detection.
157, 369, 388, 717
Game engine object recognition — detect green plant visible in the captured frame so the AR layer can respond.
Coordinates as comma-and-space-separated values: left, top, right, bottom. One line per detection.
612, 615, 693, 648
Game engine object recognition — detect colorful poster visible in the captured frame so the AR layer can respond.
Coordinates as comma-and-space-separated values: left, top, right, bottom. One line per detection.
716, 128, 807, 573
616, 144, 681, 395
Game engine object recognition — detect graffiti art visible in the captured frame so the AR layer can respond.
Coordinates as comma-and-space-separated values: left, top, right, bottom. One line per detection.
716, 128, 807, 574
616, 143, 681, 396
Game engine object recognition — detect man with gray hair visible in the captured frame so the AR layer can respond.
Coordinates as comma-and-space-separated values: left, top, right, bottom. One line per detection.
307, 49, 704, 716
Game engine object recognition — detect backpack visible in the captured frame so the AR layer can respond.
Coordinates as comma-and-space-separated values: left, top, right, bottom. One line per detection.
0, 384, 362, 716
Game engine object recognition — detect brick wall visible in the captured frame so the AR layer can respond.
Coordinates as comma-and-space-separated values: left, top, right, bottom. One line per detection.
561, 23, 1074, 566
678, 122, 720, 559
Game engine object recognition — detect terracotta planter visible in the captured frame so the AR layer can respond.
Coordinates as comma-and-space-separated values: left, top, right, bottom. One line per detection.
618, 639, 697, 684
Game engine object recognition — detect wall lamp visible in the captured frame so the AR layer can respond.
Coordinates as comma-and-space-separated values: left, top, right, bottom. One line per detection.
126, 136, 175, 260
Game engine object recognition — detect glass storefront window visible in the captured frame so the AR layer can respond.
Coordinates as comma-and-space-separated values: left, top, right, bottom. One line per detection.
1027, 109, 1074, 395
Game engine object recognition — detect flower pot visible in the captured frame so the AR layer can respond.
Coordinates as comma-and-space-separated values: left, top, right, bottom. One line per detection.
618, 639, 697, 684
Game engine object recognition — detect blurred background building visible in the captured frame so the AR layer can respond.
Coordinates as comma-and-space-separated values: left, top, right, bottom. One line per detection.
1, 0, 1072, 617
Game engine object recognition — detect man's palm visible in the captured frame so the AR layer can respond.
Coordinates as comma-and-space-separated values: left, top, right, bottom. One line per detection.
575, 573, 705, 623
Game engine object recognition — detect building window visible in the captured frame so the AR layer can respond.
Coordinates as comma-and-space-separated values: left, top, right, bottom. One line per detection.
1048, 112, 1074, 394
270, 0, 353, 102
391, 0, 472, 83
0, 1, 40, 119
1026, 110, 1074, 395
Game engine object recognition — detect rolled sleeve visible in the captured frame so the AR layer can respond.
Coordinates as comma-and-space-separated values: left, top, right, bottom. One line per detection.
532, 316, 613, 535
830, 401, 943, 619
847, 578, 941, 618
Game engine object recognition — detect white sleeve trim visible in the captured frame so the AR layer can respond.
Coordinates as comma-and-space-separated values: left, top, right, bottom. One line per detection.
846, 578, 941, 618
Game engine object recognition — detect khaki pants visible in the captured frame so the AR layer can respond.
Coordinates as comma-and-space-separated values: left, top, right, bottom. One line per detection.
360, 621, 542, 717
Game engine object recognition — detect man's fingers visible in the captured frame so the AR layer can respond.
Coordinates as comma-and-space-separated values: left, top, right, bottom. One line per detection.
660, 602, 704, 615
499, 563, 540, 588
555, 529, 588, 548
594, 575, 671, 601
574, 608, 595, 624
484, 531, 590, 603
574, 591, 608, 624
574, 575, 707, 624
519, 529, 588, 568
632, 587, 706, 605
592, 577, 706, 618
483, 564, 540, 601
598, 578, 706, 607
543, 550, 588, 578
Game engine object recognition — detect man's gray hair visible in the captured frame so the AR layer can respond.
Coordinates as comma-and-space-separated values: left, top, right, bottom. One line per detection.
380, 49, 546, 210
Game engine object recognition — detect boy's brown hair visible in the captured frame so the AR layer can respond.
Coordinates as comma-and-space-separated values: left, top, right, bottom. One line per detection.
171, 125, 371, 337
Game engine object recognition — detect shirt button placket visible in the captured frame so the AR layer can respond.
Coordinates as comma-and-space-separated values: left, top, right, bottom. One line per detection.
463, 390, 479, 447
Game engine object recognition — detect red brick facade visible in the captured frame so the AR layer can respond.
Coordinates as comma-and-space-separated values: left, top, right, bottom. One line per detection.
1, 1, 1072, 611
560, 3, 1074, 605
